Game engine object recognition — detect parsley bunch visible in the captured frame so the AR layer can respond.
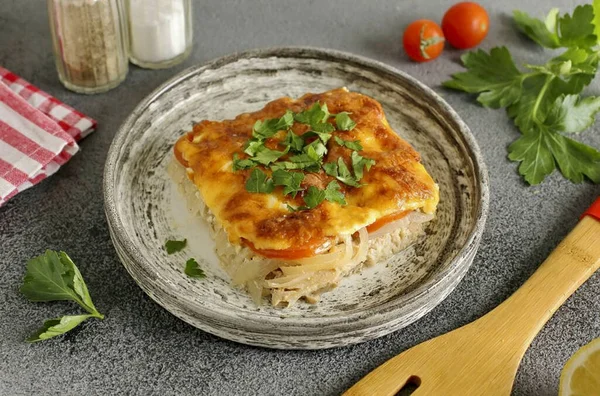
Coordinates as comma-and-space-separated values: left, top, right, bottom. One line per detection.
443, 3, 600, 185
232, 102, 374, 209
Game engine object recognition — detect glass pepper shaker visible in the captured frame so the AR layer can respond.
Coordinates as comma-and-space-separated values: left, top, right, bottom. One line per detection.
125, 0, 193, 69
47, 0, 129, 94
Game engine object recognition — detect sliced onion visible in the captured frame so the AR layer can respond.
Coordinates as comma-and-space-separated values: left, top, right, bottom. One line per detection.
232, 259, 280, 285
247, 279, 264, 305
265, 272, 316, 289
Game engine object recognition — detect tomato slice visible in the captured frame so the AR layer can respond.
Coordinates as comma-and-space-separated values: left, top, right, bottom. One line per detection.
366, 211, 410, 233
244, 237, 332, 260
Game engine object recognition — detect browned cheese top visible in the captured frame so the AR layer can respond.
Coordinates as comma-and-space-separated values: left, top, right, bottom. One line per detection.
174, 88, 439, 250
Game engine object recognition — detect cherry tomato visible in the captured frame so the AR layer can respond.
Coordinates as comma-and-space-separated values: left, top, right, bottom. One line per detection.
403, 19, 445, 62
442, 2, 489, 49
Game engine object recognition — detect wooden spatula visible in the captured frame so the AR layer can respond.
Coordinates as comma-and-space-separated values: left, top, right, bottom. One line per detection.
345, 197, 600, 396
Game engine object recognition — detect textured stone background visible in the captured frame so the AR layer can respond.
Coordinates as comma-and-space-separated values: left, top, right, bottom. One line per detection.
1, 0, 599, 395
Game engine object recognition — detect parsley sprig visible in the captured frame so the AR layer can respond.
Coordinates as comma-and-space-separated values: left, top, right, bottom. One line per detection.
232, 102, 376, 209
443, 4, 600, 185
20, 250, 104, 343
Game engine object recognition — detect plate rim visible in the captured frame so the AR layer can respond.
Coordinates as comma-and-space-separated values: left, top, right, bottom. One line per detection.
103, 46, 490, 346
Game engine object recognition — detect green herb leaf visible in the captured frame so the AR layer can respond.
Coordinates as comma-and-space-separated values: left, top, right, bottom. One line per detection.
443, 47, 524, 108
546, 94, 600, 133
513, 9, 560, 48
232, 153, 256, 171
282, 130, 305, 152
303, 186, 327, 209
20, 250, 103, 342
286, 204, 298, 212
252, 110, 294, 139
272, 169, 305, 197
304, 139, 328, 158
294, 102, 330, 126
20, 251, 101, 316
336, 157, 361, 187
165, 239, 187, 254
245, 168, 274, 193
253, 146, 289, 166
244, 139, 264, 156
324, 181, 346, 205
351, 151, 376, 180
302, 130, 332, 145
334, 136, 363, 151
27, 314, 94, 343
323, 162, 338, 177
558, 4, 596, 49
508, 126, 600, 184
514, 6, 596, 49
335, 112, 357, 131
184, 258, 206, 279
593, 0, 600, 45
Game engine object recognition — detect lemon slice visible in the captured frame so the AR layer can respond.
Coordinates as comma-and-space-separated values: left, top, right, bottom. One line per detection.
559, 338, 600, 396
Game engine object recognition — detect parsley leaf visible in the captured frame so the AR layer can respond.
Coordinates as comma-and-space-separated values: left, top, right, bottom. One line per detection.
20, 250, 103, 342
272, 169, 305, 197
304, 139, 328, 157
184, 258, 206, 279
351, 151, 376, 180
324, 181, 346, 205
252, 110, 294, 139
253, 146, 289, 166
295, 102, 330, 126
232, 153, 256, 171
165, 239, 187, 254
323, 161, 338, 177
442, 47, 524, 108
245, 168, 274, 193
27, 315, 95, 343
302, 130, 332, 145
514, 5, 596, 49
558, 5, 596, 49
336, 157, 361, 187
282, 130, 305, 152
334, 136, 363, 151
513, 9, 561, 48
546, 94, 600, 133
335, 112, 357, 131
244, 139, 264, 156
303, 186, 326, 209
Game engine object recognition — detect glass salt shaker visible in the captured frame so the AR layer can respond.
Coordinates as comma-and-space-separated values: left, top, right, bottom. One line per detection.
47, 0, 129, 94
126, 0, 193, 69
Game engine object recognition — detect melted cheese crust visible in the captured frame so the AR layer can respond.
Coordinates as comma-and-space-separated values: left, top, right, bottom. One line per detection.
174, 88, 439, 250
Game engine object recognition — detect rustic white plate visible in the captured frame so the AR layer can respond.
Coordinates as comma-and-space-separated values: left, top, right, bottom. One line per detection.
104, 47, 489, 349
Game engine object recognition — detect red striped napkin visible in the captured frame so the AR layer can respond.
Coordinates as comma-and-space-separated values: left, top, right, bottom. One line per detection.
0, 67, 96, 206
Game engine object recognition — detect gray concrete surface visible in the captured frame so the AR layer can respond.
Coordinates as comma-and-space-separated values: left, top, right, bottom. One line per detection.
1, 0, 599, 395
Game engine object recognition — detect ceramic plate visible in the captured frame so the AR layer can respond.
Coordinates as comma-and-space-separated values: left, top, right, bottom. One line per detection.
104, 47, 489, 349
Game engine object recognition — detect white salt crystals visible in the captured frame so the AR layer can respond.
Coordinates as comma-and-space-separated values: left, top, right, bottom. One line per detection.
126, 0, 193, 69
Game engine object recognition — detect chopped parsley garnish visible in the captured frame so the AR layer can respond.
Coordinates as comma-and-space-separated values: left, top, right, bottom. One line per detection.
245, 168, 274, 193
184, 258, 206, 279
283, 130, 305, 152
232, 101, 376, 210
351, 151, 376, 180
272, 169, 305, 197
334, 136, 363, 151
165, 238, 187, 254
295, 102, 331, 126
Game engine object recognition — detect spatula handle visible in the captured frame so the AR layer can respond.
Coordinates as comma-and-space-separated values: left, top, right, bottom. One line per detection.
477, 198, 600, 352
